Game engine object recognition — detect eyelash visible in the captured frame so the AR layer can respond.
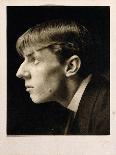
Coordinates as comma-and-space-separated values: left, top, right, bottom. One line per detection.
31, 57, 40, 65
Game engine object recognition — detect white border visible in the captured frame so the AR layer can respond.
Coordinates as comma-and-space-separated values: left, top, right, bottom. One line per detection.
0, 0, 116, 155
0, 0, 111, 6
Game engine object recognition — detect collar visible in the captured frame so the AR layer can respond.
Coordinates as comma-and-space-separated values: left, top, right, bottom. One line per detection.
67, 74, 92, 113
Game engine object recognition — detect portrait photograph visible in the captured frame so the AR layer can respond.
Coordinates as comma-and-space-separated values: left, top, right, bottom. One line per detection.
7, 6, 110, 135
1, 0, 116, 154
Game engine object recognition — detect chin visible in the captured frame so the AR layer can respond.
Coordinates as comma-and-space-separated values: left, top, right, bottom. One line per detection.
31, 98, 43, 104
30, 95, 50, 104
29, 91, 55, 104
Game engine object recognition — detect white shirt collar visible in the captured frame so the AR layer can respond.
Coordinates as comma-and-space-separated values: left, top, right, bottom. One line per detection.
67, 74, 92, 113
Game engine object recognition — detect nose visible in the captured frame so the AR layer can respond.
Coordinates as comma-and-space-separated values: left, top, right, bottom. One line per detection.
16, 62, 31, 79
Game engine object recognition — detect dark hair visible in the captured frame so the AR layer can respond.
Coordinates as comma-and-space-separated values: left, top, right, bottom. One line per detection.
16, 20, 95, 77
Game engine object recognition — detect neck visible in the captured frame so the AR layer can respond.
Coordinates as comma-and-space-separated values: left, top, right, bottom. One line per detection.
57, 75, 83, 108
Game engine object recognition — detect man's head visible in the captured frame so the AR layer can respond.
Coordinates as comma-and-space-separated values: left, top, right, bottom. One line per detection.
16, 20, 94, 106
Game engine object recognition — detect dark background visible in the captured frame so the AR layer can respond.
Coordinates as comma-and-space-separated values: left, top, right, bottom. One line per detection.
7, 6, 110, 135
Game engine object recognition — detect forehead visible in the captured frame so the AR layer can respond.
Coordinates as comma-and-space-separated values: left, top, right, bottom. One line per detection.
22, 47, 34, 57
21, 41, 55, 57
22, 46, 59, 62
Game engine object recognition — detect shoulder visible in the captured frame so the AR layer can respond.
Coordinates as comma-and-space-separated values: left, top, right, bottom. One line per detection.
89, 70, 110, 134
74, 70, 110, 135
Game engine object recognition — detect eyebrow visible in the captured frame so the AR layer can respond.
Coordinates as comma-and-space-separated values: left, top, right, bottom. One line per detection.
25, 52, 34, 57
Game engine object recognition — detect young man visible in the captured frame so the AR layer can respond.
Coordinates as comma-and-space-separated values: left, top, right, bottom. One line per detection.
16, 20, 110, 135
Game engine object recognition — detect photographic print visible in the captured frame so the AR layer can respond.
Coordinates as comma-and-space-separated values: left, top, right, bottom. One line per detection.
7, 6, 110, 135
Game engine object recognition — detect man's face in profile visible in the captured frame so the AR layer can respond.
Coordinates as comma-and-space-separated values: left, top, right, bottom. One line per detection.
16, 47, 66, 104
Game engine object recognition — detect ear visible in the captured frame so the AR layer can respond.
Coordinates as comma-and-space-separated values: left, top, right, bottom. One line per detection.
64, 55, 81, 77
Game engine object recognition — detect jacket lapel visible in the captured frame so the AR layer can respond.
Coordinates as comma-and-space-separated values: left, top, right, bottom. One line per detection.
69, 75, 102, 134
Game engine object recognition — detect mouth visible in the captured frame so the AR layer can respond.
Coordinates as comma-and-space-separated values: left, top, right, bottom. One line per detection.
25, 85, 34, 92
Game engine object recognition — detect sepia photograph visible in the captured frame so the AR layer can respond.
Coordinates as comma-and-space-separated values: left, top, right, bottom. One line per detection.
7, 6, 110, 135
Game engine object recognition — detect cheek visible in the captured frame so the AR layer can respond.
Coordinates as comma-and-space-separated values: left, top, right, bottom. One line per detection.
44, 67, 65, 95
34, 63, 63, 79
29, 65, 65, 103
34, 65, 64, 91
32, 67, 47, 87
45, 65, 64, 82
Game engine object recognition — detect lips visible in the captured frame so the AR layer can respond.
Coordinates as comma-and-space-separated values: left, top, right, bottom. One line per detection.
25, 85, 34, 92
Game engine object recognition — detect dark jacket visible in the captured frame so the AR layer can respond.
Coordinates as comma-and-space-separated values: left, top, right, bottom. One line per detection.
68, 73, 110, 135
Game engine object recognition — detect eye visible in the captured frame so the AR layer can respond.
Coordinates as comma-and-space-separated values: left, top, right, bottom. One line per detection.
33, 59, 40, 65
30, 57, 40, 65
